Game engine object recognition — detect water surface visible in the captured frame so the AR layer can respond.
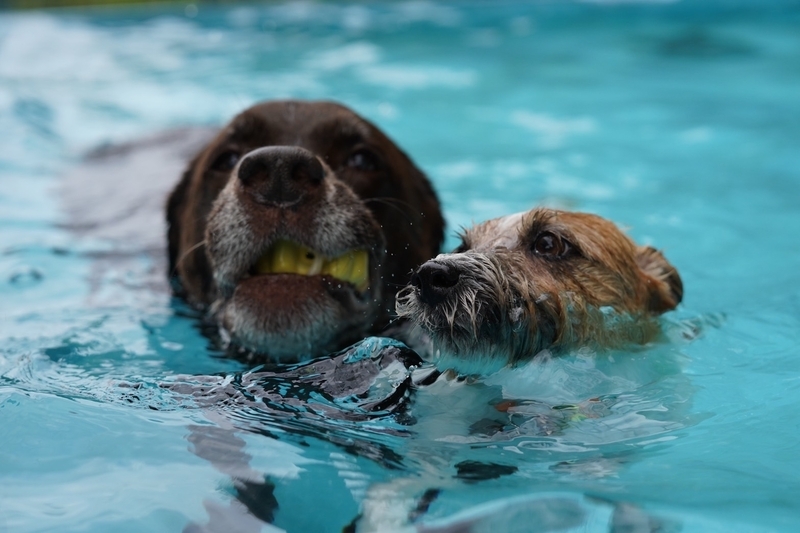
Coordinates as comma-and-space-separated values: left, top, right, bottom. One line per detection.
1, 1, 799, 532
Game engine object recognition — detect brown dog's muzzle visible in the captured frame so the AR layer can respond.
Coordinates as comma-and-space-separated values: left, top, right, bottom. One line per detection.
237, 146, 324, 208
203, 143, 389, 361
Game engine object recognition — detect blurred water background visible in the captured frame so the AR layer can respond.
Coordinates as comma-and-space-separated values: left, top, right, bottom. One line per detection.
1, 1, 799, 532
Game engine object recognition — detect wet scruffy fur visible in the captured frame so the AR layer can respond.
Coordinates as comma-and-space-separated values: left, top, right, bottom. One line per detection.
396, 208, 682, 374
167, 100, 444, 362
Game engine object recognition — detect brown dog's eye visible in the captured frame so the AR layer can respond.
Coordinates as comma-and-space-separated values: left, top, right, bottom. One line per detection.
346, 149, 380, 172
210, 150, 241, 172
532, 231, 572, 258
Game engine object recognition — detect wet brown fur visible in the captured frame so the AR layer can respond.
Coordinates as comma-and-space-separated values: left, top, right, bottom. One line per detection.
167, 100, 444, 362
396, 208, 682, 372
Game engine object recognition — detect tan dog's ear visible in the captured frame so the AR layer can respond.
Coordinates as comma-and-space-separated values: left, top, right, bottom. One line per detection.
636, 246, 683, 314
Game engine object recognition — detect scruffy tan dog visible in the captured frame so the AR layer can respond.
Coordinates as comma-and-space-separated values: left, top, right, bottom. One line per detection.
396, 207, 682, 374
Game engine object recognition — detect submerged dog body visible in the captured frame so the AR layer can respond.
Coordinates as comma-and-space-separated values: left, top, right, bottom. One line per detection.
167, 100, 443, 361
396, 208, 682, 374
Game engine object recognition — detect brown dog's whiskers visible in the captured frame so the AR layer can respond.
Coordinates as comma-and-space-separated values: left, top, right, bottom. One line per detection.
171, 240, 206, 277
363, 197, 417, 225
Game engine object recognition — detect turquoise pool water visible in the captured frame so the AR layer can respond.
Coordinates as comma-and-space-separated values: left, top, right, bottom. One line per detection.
2, 1, 800, 531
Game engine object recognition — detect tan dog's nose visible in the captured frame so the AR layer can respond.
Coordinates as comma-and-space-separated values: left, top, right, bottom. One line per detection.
412, 260, 461, 306
237, 146, 324, 207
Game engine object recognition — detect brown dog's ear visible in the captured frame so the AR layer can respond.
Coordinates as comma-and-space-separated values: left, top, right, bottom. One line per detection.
636, 246, 683, 314
165, 160, 195, 282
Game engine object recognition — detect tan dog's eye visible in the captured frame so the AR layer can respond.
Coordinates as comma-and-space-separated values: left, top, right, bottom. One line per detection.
532, 231, 572, 258
346, 148, 380, 172
210, 150, 241, 172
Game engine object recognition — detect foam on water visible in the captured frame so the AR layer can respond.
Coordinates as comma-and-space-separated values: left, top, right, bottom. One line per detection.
1, 1, 800, 532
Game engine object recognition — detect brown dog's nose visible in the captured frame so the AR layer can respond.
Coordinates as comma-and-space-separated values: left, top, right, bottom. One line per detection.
237, 146, 324, 207
411, 260, 460, 306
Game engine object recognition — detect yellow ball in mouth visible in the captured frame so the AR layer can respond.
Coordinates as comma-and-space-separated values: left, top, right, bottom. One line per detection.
255, 240, 369, 292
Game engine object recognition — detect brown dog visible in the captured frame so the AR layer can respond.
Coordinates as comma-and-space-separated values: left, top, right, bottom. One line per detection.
396, 208, 682, 374
167, 100, 444, 362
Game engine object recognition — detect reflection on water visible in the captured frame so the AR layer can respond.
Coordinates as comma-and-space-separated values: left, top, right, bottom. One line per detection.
147, 329, 707, 532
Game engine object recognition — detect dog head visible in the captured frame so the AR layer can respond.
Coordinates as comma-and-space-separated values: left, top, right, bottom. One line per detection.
167, 100, 444, 362
396, 208, 682, 374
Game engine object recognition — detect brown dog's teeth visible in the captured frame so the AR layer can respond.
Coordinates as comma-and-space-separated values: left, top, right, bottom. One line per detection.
256, 240, 323, 276
255, 240, 368, 291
